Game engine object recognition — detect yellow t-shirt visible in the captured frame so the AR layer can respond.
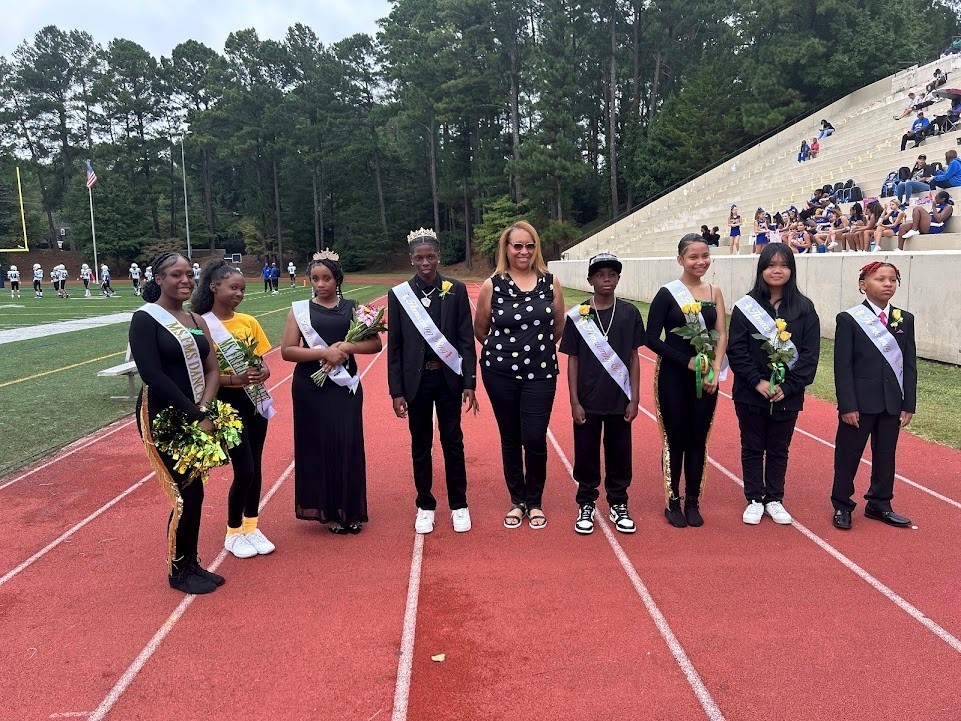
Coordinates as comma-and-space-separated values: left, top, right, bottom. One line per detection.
220, 312, 272, 356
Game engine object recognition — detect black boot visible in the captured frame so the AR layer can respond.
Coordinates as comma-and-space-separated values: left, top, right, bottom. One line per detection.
168, 564, 217, 595
685, 497, 704, 527
664, 498, 687, 528
189, 558, 225, 587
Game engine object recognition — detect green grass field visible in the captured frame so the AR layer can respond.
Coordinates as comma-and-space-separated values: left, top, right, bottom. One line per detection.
0, 279, 391, 477
563, 289, 961, 451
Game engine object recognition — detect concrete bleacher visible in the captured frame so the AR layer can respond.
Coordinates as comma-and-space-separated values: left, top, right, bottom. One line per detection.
563, 56, 961, 259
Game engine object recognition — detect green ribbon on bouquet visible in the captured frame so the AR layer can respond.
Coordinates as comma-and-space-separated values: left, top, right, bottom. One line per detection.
768, 362, 787, 414
694, 353, 715, 399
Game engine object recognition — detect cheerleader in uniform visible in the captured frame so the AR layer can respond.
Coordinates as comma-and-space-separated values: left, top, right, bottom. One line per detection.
80, 263, 93, 296
130, 262, 142, 296
281, 251, 382, 534
646, 234, 728, 527
32, 264, 43, 298
7, 265, 20, 298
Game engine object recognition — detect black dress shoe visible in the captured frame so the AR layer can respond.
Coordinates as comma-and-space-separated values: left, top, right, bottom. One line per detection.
168, 567, 217, 595
833, 509, 852, 530
864, 506, 912, 527
189, 560, 225, 587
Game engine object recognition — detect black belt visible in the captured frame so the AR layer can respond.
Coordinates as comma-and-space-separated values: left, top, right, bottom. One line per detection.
424, 361, 443, 371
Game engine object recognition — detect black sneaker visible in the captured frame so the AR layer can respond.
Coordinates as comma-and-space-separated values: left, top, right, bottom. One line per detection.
684, 498, 704, 527
574, 504, 595, 535
168, 567, 217, 595
609, 503, 636, 533
664, 498, 687, 528
189, 559, 225, 587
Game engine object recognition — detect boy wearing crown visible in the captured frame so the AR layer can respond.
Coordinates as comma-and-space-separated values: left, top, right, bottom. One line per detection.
387, 228, 478, 534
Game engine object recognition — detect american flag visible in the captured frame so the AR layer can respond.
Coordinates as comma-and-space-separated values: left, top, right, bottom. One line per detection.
85, 160, 97, 189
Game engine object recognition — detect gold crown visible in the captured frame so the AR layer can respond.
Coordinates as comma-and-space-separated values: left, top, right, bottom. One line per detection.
312, 248, 340, 262
407, 227, 437, 245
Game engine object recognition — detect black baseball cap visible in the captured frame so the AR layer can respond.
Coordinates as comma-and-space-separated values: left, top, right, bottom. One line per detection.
588, 252, 622, 276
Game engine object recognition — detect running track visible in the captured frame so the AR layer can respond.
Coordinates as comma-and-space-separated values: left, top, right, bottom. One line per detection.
2, 286, 960, 720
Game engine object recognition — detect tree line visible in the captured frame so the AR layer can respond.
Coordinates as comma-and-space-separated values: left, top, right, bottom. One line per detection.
0, 0, 957, 271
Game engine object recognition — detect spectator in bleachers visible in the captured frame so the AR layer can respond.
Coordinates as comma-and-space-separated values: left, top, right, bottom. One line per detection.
799, 188, 829, 221
931, 97, 961, 134
709, 226, 721, 246
900, 112, 931, 151
897, 191, 954, 250
809, 137, 821, 158
920, 148, 961, 189
895, 154, 931, 203
797, 139, 810, 162
856, 200, 884, 251
819, 119, 835, 138
912, 90, 937, 111
728, 205, 741, 254
753, 208, 769, 254
700, 224, 712, 244
874, 199, 905, 248
839, 202, 865, 252
926, 68, 947, 93
816, 208, 845, 251
894, 92, 917, 120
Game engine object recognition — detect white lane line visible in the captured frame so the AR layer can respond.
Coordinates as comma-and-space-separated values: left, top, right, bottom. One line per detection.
636, 351, 961, 511
547, 428, 726, 721
633, 401, 961, 655
85, 346, 386, 721
390, 533, 425, 721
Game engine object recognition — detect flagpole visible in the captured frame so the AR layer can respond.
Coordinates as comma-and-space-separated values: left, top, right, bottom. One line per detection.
180, 135, 191, 260
15, 167, 28, 251
89, 184, 99, 284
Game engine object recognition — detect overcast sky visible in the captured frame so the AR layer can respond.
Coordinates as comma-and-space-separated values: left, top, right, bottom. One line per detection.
1, 0, 393, 59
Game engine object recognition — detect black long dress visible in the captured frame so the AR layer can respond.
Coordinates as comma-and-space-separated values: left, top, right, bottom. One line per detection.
292, 299, 368, 525
646, 285, 720, 505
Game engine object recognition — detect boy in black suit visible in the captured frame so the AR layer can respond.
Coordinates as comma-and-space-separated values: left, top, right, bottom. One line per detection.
387, 228, 478, 535
831, 262, 918, 530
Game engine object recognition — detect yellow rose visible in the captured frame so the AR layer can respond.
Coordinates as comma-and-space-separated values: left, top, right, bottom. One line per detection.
441, 280, 453, 294
681, 303, 692, 315
775, 318, 787, 332
690, 301, 702, 315
579, 304, 590, 317
892, 309, 902, 321
779, 330, 792, 342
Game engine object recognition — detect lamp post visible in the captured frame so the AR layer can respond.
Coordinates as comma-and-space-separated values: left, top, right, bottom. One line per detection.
179, 135, 192, 260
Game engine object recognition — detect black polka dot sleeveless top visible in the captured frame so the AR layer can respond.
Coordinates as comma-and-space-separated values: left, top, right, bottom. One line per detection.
482, 273, 558, 380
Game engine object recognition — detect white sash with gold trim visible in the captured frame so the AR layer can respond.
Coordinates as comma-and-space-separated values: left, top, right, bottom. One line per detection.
845, 304, 904, 396
664, 279, 729, 380
291, 300, 359, 394
733, 295, 798, 371
392, 281, 463, 375
137, 303, 206, 402
566, 305, 632, 400
203, 312, 277, 419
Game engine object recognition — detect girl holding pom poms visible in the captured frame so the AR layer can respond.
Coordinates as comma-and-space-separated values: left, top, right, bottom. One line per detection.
727, 244, 820, 527
192, 260, 277, 559
281, 251, 383, 535
129, 252, 223, 594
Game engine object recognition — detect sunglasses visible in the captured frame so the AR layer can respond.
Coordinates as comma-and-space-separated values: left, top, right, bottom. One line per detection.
509, 242, 536, 251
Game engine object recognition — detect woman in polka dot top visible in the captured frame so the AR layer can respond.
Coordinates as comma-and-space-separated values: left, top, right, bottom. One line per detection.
474, 221, 566, 529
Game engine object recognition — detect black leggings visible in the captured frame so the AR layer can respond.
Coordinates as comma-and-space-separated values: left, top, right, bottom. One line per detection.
482, 370, 556, 508
226, 410, 269, 528
155, 446, 205, 574
655, 360, 718, 503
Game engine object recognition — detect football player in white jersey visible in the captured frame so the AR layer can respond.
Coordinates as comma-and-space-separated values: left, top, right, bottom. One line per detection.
7, 265, 20, 298
192, 262, 201, 282
129, 262, 142, 296
287, 261, 296, 287
144, 265, 153, 282
32, 264, 43, 298
80, 263, 93, 297
100, 265, 113, 297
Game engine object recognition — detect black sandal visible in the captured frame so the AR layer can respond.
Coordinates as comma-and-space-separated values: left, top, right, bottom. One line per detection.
527, 507, 547, 529
330, 522, 363, 535
504, 503, 526, 528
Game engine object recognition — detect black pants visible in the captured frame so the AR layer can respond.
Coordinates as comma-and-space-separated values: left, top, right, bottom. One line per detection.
271, 278, 278, 291
655, 362, 718, 502
900, 131, 925, 151
735, 403, 798, 504
831, 411, 901, 513
157, 447, 204, 574
482, 370, 556, 508
264, 279, 271, 292
573, 413, 632, 506
226, 410, 269, 528
408, 370, 468, 511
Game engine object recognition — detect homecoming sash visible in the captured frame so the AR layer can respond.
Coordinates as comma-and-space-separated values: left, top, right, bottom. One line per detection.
392, 281, 463, 375
291, 300, 359, 394
203, 312, 277, 420
664, 279, 730, 381
845, 304, 904, 397
733, 295, 799, 371
137, 304, 206, 402
566, 306, 632, 400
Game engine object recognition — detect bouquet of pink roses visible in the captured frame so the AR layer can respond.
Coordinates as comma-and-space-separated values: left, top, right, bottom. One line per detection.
311, 303, 387, 386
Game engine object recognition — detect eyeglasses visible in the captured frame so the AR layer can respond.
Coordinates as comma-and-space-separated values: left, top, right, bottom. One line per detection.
510, 242, 536, 251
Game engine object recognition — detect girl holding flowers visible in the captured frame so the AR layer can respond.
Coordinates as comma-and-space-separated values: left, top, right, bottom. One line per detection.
192, 260, 276, 559
646, 234, 727, 528
129, 252, 223, 594
726, 244, 820, 526
281, 251, 383, 534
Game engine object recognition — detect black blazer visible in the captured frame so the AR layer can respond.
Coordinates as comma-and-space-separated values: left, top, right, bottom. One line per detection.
834, 300, 917, 416
387, 275, 477, 401
727, 296, 821, 413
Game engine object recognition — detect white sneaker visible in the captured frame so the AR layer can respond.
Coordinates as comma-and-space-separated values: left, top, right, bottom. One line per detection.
452, 507, 471, 533
245, 528, 276, 554
902, 229, 920, 239
764, 501, 793, 525
415, 508, 435, 534
827, 241, 839, 250
742, 500, 764, 525
225, 533, 258, 558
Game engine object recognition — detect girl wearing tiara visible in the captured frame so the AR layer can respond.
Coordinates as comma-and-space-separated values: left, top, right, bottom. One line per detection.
281, 251, 382, 534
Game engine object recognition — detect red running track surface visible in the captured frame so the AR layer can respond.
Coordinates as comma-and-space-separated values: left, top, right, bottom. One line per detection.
1, 285, 960, 721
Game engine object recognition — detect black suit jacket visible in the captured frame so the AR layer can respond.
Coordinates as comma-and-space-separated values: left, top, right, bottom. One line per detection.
387, 275, 477, 401
834, 300, 917, 416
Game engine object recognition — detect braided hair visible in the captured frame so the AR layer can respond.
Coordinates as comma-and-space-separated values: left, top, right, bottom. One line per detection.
858, 261, 901, 293
141, 252, 187, 303
190, 259, 243, 315
677, 232, 708, 256
307, 257, 344, 298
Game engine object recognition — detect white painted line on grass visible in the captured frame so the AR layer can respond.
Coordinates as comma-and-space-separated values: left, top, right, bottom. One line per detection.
390, 533, 425, 721
547, 428, 726, 721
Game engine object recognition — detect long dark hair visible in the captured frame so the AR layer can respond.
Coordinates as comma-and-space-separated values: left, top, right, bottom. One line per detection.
142, 252, 186, 303
749, 243, 813, 319
190, 259, 243, 315
308, 257, 344, 298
